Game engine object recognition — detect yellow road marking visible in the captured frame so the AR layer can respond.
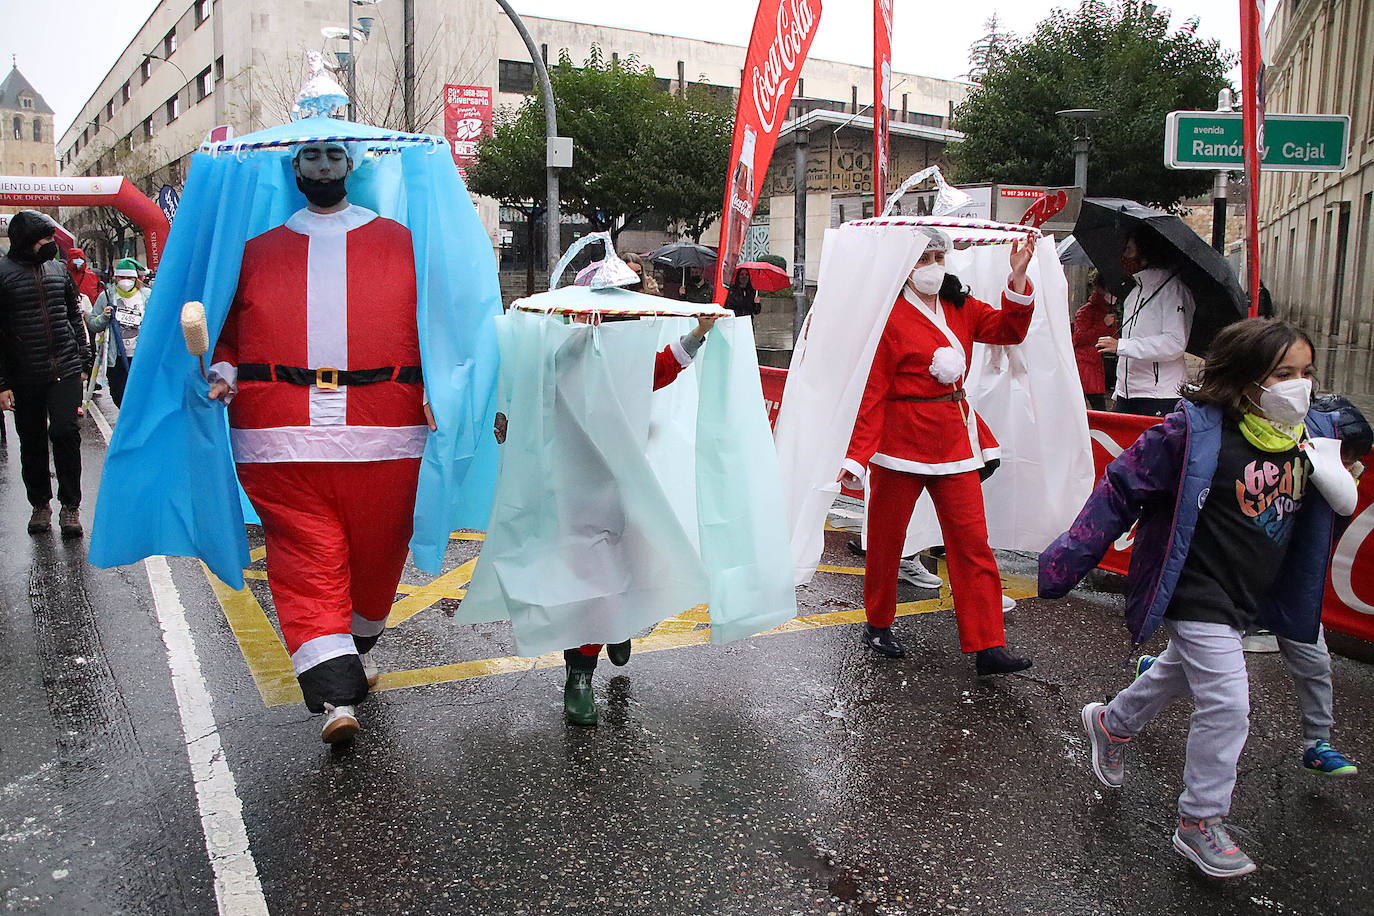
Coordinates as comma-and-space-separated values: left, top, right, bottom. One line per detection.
202, 564, 301, 707
385, 558, 477, 628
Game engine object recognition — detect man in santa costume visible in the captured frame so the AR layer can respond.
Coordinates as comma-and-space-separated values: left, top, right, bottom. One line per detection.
838, 227, 1036, 675
208, 140, 436, 744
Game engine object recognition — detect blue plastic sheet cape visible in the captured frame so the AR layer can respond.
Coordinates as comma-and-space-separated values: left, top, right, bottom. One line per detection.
458, 310, 795, 656
88, 117, 502, 589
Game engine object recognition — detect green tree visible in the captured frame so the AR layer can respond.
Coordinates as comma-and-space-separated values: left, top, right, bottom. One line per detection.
948, 1, 1234, 207
469, 47, 733, 247
466, 104, 548, 294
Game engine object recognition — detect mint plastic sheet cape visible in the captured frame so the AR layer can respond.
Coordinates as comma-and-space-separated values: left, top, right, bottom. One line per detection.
88, 117, 502, 588
458, 310, 795, 656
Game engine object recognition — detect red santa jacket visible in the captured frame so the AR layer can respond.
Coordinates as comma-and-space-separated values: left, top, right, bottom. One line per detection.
1070, 291, 1115, 396
844, 283, 1034, 479
210, 206, 427, 463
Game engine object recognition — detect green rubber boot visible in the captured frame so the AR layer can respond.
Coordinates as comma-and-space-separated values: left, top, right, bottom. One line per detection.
563, 660, 598, 727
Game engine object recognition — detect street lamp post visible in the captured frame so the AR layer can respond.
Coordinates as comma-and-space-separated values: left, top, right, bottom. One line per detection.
494, 0, 562, 269
1055, 108, 1107, 192
143, 52, 190, 91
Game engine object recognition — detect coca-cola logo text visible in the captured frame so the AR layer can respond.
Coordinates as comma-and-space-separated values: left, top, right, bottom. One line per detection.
751, 0, 818, 134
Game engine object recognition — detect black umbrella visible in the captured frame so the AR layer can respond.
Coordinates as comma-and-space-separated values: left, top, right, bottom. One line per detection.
1074, 198, 1248, 356
648, 241, 718, 270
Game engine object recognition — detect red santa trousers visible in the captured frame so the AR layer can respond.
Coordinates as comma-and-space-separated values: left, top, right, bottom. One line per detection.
865, 465, 1005, 652
237, 457, 421, 665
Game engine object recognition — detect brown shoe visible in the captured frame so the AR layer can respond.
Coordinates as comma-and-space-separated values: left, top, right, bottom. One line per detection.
27, 505, 51, 534
58, 506, 83, 539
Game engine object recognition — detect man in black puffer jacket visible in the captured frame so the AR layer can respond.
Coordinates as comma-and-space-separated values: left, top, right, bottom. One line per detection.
0, 210, 91, 538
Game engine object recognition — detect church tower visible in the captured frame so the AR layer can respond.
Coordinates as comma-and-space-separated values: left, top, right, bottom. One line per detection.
0, 62, 57, 178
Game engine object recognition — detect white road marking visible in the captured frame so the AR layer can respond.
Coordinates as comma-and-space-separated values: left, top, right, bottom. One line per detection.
90, 401, 269, 915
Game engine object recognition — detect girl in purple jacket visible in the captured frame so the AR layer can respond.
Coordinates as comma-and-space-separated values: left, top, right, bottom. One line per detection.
1039, 319, 1361, 879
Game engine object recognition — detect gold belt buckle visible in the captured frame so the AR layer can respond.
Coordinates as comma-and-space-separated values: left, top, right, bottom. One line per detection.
315, 367, 339, 390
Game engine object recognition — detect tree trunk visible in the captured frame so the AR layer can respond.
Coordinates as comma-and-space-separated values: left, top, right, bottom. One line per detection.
525, 211, 536, 297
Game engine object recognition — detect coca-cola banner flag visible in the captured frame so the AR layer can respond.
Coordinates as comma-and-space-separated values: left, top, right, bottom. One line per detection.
715, 0, 823, 303
444, 84, 493, 181
1239, 0, 1265, 315
873, 0, 892, 214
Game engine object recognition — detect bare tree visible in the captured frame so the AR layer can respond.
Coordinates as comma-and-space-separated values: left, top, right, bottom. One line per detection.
965, 14, 1016, 83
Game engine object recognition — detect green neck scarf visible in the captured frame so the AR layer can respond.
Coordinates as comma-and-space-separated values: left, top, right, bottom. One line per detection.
1240, 411, 1305, 452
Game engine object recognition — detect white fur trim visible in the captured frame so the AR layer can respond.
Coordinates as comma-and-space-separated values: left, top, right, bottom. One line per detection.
929, 347, 965, 385
290, 634, 356, 676
230, 425, 428, 462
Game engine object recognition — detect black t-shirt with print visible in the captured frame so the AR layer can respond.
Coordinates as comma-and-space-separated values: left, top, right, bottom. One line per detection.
1166, 423, 1308, 631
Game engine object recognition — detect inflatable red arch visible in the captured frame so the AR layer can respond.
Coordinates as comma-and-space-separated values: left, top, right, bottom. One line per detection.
0, 175, 170, 268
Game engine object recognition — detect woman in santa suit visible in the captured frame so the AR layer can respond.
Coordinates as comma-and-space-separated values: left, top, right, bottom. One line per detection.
838, 228, 1036, 675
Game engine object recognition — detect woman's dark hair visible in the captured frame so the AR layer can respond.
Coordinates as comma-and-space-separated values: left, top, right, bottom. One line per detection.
939, 272, 968, 307
1126, 228, 1176, 269
1183, 318, 1315, 416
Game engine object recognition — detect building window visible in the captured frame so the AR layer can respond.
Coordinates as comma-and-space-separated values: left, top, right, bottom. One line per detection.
127, 135, 134, 153
197, 68, 213, 101
32, 119, 41, 142
106, 100, 115, 120
122, 81, 131, 104
143, 116, 154, 140
30, 164, 37, 176
166, 95, 180, 122
164, 28, 177, 57
142, 58, 152, 83
498, 60, 535, 94
12, 116, 20, 140
195, 0, 211, 26
214, 57, 224, 82
20, 95, 33, 109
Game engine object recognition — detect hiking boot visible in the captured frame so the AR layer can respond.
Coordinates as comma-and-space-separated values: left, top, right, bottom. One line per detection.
1172, 816, 1257, 878
58, 506, 82, 539
27, 505, 51, 534
564, 664, 598, 727
898, 557, 942, 588
1082, 701, 1129, 788
321, 704, 360, 745
607, 639, 632, 667
1303, 740, 1358, 776
975, 645, 1032, 676
862, 624, 906, 659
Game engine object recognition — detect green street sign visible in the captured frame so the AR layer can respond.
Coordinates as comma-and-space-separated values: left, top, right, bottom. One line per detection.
1164, 111, 1350, 172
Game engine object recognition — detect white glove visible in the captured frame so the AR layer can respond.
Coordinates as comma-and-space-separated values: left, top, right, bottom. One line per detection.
1302, 437, 1358, 516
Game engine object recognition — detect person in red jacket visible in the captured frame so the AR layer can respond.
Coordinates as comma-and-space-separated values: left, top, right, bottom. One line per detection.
1071, 270, 1117, 410
65, 247, 102, 385
838, 227, 1035, 675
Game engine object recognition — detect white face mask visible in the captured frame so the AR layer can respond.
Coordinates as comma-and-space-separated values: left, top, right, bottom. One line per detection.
72, 259, 85, 269
1255, 377, 1312, 426
116, 278, 136, 293
907, 262, 946, 296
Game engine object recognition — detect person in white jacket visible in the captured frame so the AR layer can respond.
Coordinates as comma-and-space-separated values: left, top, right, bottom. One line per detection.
1097, 231, 1195, 417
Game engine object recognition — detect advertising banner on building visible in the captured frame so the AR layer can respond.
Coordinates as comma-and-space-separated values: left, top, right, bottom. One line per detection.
443, 84, 493, 181
1239, 0, 1266, 316
872, 0, 892, 214
715, 0, 823, 303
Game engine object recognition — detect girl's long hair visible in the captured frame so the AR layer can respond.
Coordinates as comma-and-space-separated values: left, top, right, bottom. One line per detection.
1183, 318, 1315, 417
939, 272, 968, 307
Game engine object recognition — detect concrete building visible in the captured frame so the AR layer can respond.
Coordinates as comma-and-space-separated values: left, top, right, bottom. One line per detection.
1259, 0, 1374, 363
56, 1, 969, 272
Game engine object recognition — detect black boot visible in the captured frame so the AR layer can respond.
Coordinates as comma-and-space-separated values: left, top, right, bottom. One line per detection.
607, 639, 632, 666
975, 645, 1032, 676
862, 624, 906, 659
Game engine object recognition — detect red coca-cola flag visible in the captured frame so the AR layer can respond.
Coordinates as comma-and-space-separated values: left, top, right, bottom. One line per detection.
1239, 0, 1266, 316
714, 0, 823, 303
873, 0, 892, 214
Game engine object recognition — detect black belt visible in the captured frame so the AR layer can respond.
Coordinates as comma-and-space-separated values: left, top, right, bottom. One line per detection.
237, 363, 422, 390
893, 388, 966, 403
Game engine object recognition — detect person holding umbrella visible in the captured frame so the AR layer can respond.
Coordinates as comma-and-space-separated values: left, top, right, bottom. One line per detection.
1095, 229, 1195, 417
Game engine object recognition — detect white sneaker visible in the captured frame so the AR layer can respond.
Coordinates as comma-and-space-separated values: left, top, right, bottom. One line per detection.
321, 703, 359, 745
898, 558, 943, 589
360, 652, 380, 687
1002, 594, 1016, 613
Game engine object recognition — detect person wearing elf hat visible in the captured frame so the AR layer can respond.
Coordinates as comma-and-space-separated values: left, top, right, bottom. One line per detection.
89, 258, 148, 408
206, 138, 437, 744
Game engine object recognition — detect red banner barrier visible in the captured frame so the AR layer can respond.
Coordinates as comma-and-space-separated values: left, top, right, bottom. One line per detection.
715, 0, 822, 303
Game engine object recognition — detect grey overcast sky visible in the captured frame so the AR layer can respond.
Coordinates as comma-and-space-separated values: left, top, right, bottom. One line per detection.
3, 0, 1273, 141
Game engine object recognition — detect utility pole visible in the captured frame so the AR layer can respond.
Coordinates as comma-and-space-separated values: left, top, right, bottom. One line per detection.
494, 0, 562, 268
1211, 88, 1232, 252
403, 0, 415, 130
793, 128, 809, 342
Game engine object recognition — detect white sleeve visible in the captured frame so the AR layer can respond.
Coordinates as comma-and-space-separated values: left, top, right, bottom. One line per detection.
207, 361, 238, 403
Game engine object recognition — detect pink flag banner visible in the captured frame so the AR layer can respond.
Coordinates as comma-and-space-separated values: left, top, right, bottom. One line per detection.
873, 0, 893, 214
1239, 0, 1266, 316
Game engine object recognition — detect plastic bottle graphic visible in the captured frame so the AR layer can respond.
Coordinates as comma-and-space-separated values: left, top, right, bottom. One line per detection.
721, 126, 757, 290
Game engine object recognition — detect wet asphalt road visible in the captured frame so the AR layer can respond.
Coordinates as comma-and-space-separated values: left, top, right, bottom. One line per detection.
2, 395, 1373, 916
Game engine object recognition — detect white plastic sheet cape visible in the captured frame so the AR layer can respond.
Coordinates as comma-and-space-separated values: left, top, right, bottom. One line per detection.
774, 217, 1094, 585
458, 310, 795, 656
